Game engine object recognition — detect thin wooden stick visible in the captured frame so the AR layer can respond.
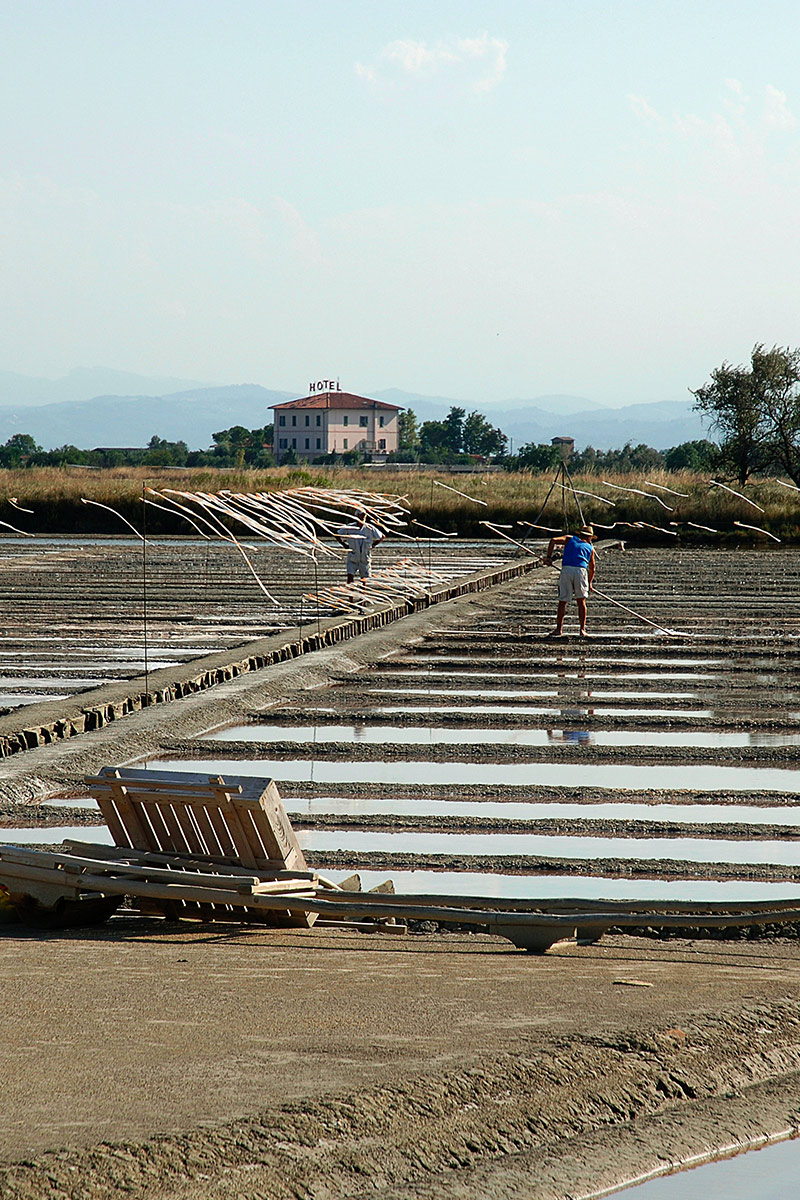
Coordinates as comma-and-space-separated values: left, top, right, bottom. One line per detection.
734, 520, 781, 542
709, 480, 765, 512
644, 480, 690, 497
433, 479, 488, 506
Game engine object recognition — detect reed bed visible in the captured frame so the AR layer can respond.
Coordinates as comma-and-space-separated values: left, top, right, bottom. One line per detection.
1, 465, 799, 542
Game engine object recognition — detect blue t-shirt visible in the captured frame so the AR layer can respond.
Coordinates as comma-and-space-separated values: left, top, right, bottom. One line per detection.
562, 535, 593, 569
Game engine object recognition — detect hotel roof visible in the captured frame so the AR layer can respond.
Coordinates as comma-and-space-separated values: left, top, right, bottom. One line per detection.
271, 392, 402, 412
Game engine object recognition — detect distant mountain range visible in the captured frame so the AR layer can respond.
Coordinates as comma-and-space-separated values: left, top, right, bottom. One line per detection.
0, 370, 707, 451
376, 389, 706, 451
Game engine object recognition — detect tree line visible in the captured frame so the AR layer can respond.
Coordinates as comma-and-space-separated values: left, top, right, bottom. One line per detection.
5, 343, 798, 477
0, 426, 275, 469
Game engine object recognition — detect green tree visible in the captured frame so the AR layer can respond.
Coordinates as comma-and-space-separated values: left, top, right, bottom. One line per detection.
462, 410, 507, 457
397, 409, 419, 452
664, 439, 718, 472
145, 435, 189, 466
442, 406, 465, 452
0, 433, 42, 467
511, 442, 560, 472
751, 344, 800, 484
692, 353, 770, 484
418, 419, 451, 455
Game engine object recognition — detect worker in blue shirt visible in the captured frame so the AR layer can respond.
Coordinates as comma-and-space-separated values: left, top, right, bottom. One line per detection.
544, 525, 596, 637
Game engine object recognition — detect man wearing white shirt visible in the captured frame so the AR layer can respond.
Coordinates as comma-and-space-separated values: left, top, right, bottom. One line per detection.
336, 511, 384, 583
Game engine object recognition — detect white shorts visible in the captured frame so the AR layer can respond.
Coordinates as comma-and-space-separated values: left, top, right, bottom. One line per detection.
347, 555, 369, 579
558, 564, 589, 601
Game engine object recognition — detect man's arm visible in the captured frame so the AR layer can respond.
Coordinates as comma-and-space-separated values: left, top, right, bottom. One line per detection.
545, 535, 567, 565
588, 549, 596, 588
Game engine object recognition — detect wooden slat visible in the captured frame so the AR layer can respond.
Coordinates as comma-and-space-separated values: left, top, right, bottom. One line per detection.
108, 777, 157, 851
187, 802, 225, 858
169, 802, 206, 857
88, 771, 244, 795
140, 801, 176, 853
95, 797, 130, 849
249, 786, 308, 871
211, 785, 259, 869
203, 805, 239, 859
154, 802, 187, 852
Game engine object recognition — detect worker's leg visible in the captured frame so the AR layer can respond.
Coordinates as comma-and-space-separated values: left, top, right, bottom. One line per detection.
555, 600, 567, 634
576, 598, 588, 634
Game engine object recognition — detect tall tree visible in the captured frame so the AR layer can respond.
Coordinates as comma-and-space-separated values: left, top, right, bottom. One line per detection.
397, 409, 419, 452
462, 410, 507, 457
691, 356, 769, 484
752, 344, 800, 485
442, 406, 465, 453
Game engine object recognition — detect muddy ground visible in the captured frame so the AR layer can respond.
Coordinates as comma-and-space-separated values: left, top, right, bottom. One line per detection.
2, 545, 800, 1197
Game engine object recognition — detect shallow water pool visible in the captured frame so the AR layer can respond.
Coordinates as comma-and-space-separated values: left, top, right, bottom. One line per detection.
618, 1134, 800, 1198
145, 756, 800, 794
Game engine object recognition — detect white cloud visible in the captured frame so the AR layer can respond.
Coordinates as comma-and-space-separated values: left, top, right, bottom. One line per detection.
628, 94, 661, 123
356, 33, 508, 94
724, 77, 749, 116
763, 84, 797, 130
631, 81, 797, 160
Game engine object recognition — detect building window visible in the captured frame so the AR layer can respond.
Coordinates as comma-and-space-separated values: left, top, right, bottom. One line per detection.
359, 415, 368, 427
291, 415, 297, 426
316, 438, 321, 449
379, 438, 386, 450
379, 416, 384, 427
343, 438, 348, 449
305, 414, 310, 426
316, 414, 321, 426
279, 438, 287, 449
279, 415, 286, 427
291, 438, 296, 448
304, 438, 310, 449
343, 414, 349, 426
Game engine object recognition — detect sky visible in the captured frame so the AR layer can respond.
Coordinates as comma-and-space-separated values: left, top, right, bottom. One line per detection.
2, 0, 800, 407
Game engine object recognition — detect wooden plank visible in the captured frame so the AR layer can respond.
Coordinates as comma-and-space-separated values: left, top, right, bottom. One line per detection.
315, 919, 408, 935
88, 770, 245, 795
249, 881, 321, 896
140, 801, 176, 853
94, 797, 129, 849
203, 804, 239, 859
239, 806, 273, 862
215, 798, 259, 869
61, 840, 299, 876
249, 783, 308, 871
107, 777, 158, 851
190, 802, 229, 858
154, 801, 187, 853
3, 847, 265, 890
168, 802, 207, 857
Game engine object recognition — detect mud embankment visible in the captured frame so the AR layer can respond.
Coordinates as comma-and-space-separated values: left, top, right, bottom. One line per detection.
2, 992, 800, 1200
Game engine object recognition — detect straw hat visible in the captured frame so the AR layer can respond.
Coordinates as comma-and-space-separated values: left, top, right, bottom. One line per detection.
578, 525, 596, 540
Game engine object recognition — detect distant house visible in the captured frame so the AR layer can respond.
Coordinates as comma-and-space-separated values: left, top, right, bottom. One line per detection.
551, 436, 575, 459
271, 391, 402, 462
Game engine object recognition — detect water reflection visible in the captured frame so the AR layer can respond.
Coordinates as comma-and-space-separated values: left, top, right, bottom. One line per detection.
209, 724, 789, 749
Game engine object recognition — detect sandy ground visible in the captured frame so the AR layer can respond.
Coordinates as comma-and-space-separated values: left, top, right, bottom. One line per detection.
3, 555, 800, 1197
3, 921, 800, 1200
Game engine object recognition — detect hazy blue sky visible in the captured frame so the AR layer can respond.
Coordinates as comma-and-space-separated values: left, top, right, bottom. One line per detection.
2, 1, 799, 405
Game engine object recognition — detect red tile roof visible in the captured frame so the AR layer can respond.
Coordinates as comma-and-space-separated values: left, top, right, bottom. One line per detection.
271, 392, 402, 412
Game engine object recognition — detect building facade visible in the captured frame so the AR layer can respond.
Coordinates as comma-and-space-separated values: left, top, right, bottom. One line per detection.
271, 391, 402, 462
